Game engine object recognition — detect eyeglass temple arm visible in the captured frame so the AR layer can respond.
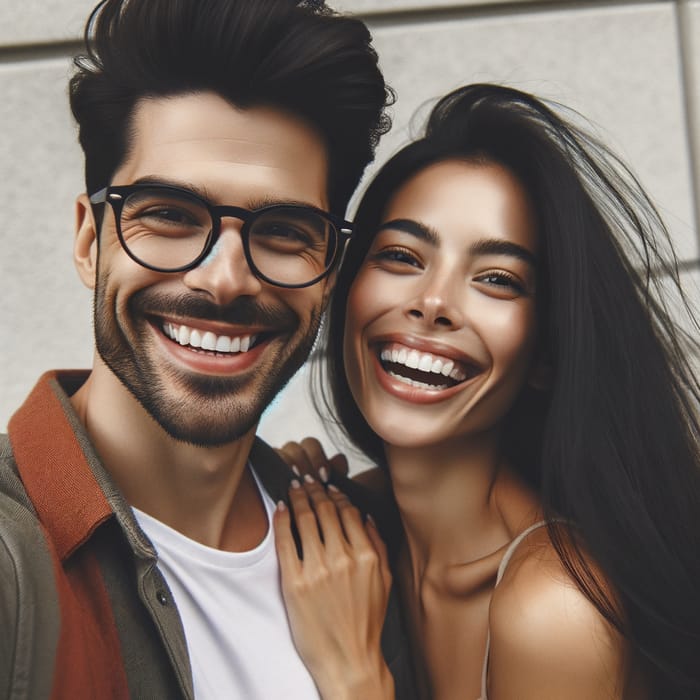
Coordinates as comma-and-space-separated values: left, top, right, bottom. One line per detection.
89, 187, 109, 205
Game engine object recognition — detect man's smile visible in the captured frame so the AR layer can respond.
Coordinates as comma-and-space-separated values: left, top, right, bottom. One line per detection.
162, 321, 258, 354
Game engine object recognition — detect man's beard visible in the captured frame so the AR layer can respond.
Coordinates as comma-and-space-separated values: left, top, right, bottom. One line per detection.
93, 273, 322, 446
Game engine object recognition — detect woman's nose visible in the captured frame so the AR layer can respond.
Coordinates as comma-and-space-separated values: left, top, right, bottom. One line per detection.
402, 268, 465, 329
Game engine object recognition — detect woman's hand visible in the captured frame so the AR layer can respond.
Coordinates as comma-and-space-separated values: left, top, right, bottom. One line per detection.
276, 436, 349, 482
274, 474, 395, 700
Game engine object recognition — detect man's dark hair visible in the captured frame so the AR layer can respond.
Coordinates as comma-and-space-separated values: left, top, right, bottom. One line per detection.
70, 0, 393, 215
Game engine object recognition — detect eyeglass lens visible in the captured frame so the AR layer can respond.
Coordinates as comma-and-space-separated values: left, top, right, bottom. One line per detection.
118, 187, 334, 285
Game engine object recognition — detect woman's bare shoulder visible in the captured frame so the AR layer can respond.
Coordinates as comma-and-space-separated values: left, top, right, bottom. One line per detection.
487, 527, 627, 699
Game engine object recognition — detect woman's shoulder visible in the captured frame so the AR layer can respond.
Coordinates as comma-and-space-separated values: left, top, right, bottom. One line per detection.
486, 525, 628, 699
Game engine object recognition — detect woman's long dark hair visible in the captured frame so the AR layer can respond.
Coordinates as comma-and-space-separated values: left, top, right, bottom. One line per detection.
315, 84, 700, 698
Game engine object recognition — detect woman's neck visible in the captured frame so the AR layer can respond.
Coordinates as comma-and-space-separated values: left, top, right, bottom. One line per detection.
385, 432, 538, 589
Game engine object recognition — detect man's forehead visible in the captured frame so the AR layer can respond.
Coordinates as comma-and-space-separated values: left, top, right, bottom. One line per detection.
115, 92, 330, 206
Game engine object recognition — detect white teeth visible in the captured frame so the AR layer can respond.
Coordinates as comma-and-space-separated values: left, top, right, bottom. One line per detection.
215, 335, 232, 352
189, 329, 202, 348
201, 331, 217, 351
418, 354, 433, 372
162, 322, 256, 355
379, 343, 474, 384
388, 371, 448, 390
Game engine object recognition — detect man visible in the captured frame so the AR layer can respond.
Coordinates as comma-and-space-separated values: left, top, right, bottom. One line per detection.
0, 1, 413, 697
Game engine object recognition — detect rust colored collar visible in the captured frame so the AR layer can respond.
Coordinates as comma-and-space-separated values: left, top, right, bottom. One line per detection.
8, 370, 113, 562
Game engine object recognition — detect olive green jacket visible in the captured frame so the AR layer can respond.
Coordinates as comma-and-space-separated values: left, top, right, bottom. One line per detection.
0, 371, 415, 699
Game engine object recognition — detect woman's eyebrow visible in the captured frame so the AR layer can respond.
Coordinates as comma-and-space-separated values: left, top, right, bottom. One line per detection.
377, 220, 536, 267
378, 218, 439, 246
470, 238, 537, 267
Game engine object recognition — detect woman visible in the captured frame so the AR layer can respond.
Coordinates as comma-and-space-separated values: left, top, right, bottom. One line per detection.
273, 84, 700, 699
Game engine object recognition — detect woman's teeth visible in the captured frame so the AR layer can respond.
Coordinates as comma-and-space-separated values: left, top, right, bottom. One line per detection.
379, 346, 468, 383
163, 322, 256, 353
388, 372, 450, 390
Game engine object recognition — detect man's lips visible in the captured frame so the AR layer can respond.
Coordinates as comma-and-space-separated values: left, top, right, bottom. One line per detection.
162, 320, 258, 354
375, 341, 483, 391
150, 317, 277, 377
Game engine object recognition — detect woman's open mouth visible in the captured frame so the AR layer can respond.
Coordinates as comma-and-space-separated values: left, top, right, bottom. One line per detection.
376, 342, 482, 392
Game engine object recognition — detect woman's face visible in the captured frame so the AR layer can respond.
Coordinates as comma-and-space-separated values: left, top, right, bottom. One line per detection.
343, 159, 540, 450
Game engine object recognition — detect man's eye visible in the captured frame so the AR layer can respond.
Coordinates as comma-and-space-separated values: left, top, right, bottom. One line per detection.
265, 225, 308, 241
255, 223, 317, 247
143, 207, 196, 224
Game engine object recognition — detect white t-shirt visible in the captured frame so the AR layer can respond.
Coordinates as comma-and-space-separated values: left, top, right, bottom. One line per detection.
133, 468, 320, 700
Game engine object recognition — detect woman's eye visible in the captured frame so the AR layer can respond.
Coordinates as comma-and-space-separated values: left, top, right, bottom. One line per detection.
476, 272, 526, 294
372, 247, 421, 268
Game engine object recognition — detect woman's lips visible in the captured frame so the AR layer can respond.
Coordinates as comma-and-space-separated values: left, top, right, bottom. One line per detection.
371, 340, 484, 402
378, 341, 470, 384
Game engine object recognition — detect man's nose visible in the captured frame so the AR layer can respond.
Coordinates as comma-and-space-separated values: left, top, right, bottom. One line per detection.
182, 221, 263, 304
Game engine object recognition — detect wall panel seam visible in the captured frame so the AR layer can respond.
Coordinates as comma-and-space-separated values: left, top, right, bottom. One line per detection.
0, 41, 83, 64
355, 0, 671, 23
675, 0, 700, 250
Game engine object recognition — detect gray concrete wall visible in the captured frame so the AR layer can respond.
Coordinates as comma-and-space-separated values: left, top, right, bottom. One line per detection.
2, 1, 699, 469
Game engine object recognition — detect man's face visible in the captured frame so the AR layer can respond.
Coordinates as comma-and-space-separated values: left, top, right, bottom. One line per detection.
81, 92, 331, 446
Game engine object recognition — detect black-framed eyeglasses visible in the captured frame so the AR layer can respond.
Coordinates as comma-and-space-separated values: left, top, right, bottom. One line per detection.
89, 183, 353, 288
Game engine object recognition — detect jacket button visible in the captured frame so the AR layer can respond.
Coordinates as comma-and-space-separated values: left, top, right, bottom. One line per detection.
156, 590, 168, 606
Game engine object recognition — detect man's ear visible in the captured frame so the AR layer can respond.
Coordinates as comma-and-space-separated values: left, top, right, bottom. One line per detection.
74, 194, 98, 290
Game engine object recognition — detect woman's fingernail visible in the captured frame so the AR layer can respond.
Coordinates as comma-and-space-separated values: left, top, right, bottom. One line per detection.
304, 473, 314, 484
277, 500, 287, 511
291, 465, 301, 477
319, 466, 329, 483
290, 479, 301, 489
327, 483, 339, 492
366, 514, 376, 527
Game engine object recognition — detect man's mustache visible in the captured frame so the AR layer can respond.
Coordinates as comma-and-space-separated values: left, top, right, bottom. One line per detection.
130, 290, 298, 329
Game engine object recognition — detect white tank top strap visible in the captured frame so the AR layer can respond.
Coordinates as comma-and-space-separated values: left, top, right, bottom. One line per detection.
478, 520, 550, 700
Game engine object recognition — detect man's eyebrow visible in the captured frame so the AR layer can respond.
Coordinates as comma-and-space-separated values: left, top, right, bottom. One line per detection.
470, 238, 537, 267
247, 195, 326, 211
130, 175, 215, 202
130, 176, 323, 211
377, 219, 439, 246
